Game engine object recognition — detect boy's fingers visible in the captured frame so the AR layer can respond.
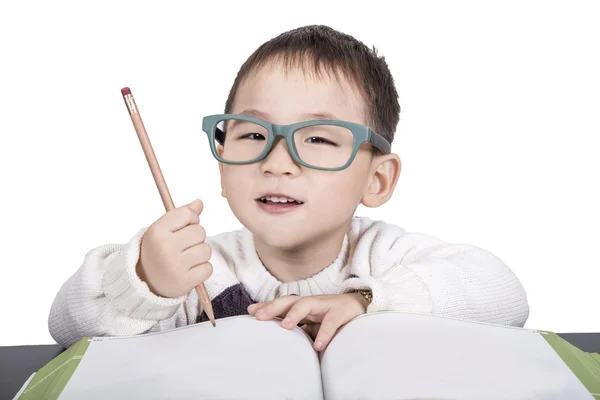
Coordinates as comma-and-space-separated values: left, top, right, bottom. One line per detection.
186, 199, 204, 215
301, 323, 321, 340
280, 298, 314, 329
247, 302, 263, 315
314, 310, 347, 351
173, 224, 207, 252
159, 199, 203, 233
254, 295, 301, 320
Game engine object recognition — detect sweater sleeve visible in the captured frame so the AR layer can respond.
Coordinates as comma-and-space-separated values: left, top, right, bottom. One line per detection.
339, 222, 530, 328
48, 227, 201, 348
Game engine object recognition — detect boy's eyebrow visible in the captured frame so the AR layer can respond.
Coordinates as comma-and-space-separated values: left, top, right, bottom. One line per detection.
301, 111, 339, 121
237, 108, 340, 122
238, 108, 270, 120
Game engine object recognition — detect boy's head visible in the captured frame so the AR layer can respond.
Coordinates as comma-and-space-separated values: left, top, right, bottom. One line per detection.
214, 25, 402, 249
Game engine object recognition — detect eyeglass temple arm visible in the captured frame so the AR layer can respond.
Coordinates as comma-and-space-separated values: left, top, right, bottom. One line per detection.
370, 130, 391, 154
215, 128, 225, 145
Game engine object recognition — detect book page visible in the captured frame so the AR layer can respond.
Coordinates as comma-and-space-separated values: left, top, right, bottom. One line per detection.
57, 315, 323, 400
320, 312, 593, 400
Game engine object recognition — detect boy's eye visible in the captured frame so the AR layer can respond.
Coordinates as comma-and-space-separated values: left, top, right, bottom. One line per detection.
306, 136, 337, 146
238, 132, 266, 140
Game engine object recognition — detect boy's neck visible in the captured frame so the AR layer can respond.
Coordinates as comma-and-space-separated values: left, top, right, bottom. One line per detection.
253, 223, 349, 282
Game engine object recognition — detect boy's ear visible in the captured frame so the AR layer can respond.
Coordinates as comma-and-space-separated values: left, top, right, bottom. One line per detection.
361, 153, 401, 208
217, 146, 227, 198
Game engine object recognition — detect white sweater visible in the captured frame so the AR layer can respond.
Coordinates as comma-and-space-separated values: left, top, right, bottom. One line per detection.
48, 216, 529, 348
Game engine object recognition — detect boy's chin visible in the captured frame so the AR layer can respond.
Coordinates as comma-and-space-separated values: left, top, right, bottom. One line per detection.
247, 220, 309, 249
258, 234, 302, 250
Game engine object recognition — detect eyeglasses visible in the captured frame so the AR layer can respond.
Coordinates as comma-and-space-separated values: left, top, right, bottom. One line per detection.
201, 114, 391, 171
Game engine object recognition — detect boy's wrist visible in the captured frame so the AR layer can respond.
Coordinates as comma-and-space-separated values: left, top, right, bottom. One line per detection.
348, 289, 372, 311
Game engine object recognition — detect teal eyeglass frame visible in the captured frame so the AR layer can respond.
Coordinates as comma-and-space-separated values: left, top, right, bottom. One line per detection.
202, 114, 391, 171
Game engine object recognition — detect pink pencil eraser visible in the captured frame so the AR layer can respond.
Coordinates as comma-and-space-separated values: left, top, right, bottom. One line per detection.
121, 87, 131, 96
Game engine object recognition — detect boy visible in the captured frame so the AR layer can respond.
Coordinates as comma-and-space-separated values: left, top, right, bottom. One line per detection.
49, 25, 529, 352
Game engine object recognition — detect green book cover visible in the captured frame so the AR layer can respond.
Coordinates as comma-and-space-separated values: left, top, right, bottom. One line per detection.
591, 353, 600, 370
540, 331, 600, 399
17, 337, 92, 400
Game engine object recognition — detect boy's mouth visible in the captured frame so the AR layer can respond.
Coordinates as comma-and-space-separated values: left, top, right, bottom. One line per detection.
258, 196, 304, 205
255, 194, 304, 214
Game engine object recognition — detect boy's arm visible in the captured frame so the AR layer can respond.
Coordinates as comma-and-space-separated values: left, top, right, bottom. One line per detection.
48, 227, 200, 348
340, 222, 530, 327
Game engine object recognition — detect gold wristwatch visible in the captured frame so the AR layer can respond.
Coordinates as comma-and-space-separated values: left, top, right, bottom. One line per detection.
352, 289, 373, 304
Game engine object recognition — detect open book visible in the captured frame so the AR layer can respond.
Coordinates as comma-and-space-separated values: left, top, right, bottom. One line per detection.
15, 312, 600, 399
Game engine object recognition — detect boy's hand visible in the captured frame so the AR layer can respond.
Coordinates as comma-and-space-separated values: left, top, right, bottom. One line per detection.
247, 293, 368, 351
136, 199, 213, 299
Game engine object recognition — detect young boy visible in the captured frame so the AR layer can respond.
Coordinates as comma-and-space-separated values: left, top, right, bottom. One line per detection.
49, 25, 529, 352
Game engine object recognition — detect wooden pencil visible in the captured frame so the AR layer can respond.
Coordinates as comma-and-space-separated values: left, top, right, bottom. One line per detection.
120, 86, 216, 327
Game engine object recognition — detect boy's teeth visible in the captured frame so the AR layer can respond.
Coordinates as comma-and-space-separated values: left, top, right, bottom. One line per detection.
260, 196, 303, 204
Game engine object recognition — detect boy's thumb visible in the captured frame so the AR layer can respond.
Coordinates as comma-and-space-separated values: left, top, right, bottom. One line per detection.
186, 199, 204, 215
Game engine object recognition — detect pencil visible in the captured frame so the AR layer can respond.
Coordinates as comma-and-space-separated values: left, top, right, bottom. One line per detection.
120, 86, 216, 327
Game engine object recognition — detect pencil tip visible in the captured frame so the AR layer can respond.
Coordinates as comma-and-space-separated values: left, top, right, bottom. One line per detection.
212, 321, 216, 327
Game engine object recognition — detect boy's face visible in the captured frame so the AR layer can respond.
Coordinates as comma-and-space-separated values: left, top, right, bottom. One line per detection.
218, 62, 388, 249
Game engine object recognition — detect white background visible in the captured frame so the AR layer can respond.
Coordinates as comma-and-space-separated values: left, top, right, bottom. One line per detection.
0, 1, 598, 346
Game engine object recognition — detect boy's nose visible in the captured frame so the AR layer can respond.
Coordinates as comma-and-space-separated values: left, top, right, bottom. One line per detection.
259, 137, 301, 176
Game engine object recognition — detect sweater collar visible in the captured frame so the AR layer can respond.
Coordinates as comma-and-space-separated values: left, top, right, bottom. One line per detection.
238, 226, 352, 302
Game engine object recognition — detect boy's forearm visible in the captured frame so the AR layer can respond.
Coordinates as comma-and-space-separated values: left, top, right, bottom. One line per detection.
48, 228, 194, 348
343, 251, 529, 327
340, 229, 529, 327
48, 270, 166, 348
405, 247, 530, 327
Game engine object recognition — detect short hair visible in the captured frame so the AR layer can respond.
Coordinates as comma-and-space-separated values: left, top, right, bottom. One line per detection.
224, 25, 401, 147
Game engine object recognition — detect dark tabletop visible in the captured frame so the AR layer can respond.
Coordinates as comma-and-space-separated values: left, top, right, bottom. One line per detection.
2, 333, 600, 400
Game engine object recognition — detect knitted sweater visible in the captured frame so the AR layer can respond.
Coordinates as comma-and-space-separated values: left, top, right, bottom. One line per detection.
48, 216, 529, 348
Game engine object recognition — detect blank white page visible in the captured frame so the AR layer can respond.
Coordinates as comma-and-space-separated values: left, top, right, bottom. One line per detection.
58, 316, 323, 400
320, 312, 592, 400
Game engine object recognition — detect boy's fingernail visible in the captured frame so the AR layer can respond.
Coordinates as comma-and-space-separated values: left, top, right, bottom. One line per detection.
315, 340, 323, 350
282, 318, 291, 325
